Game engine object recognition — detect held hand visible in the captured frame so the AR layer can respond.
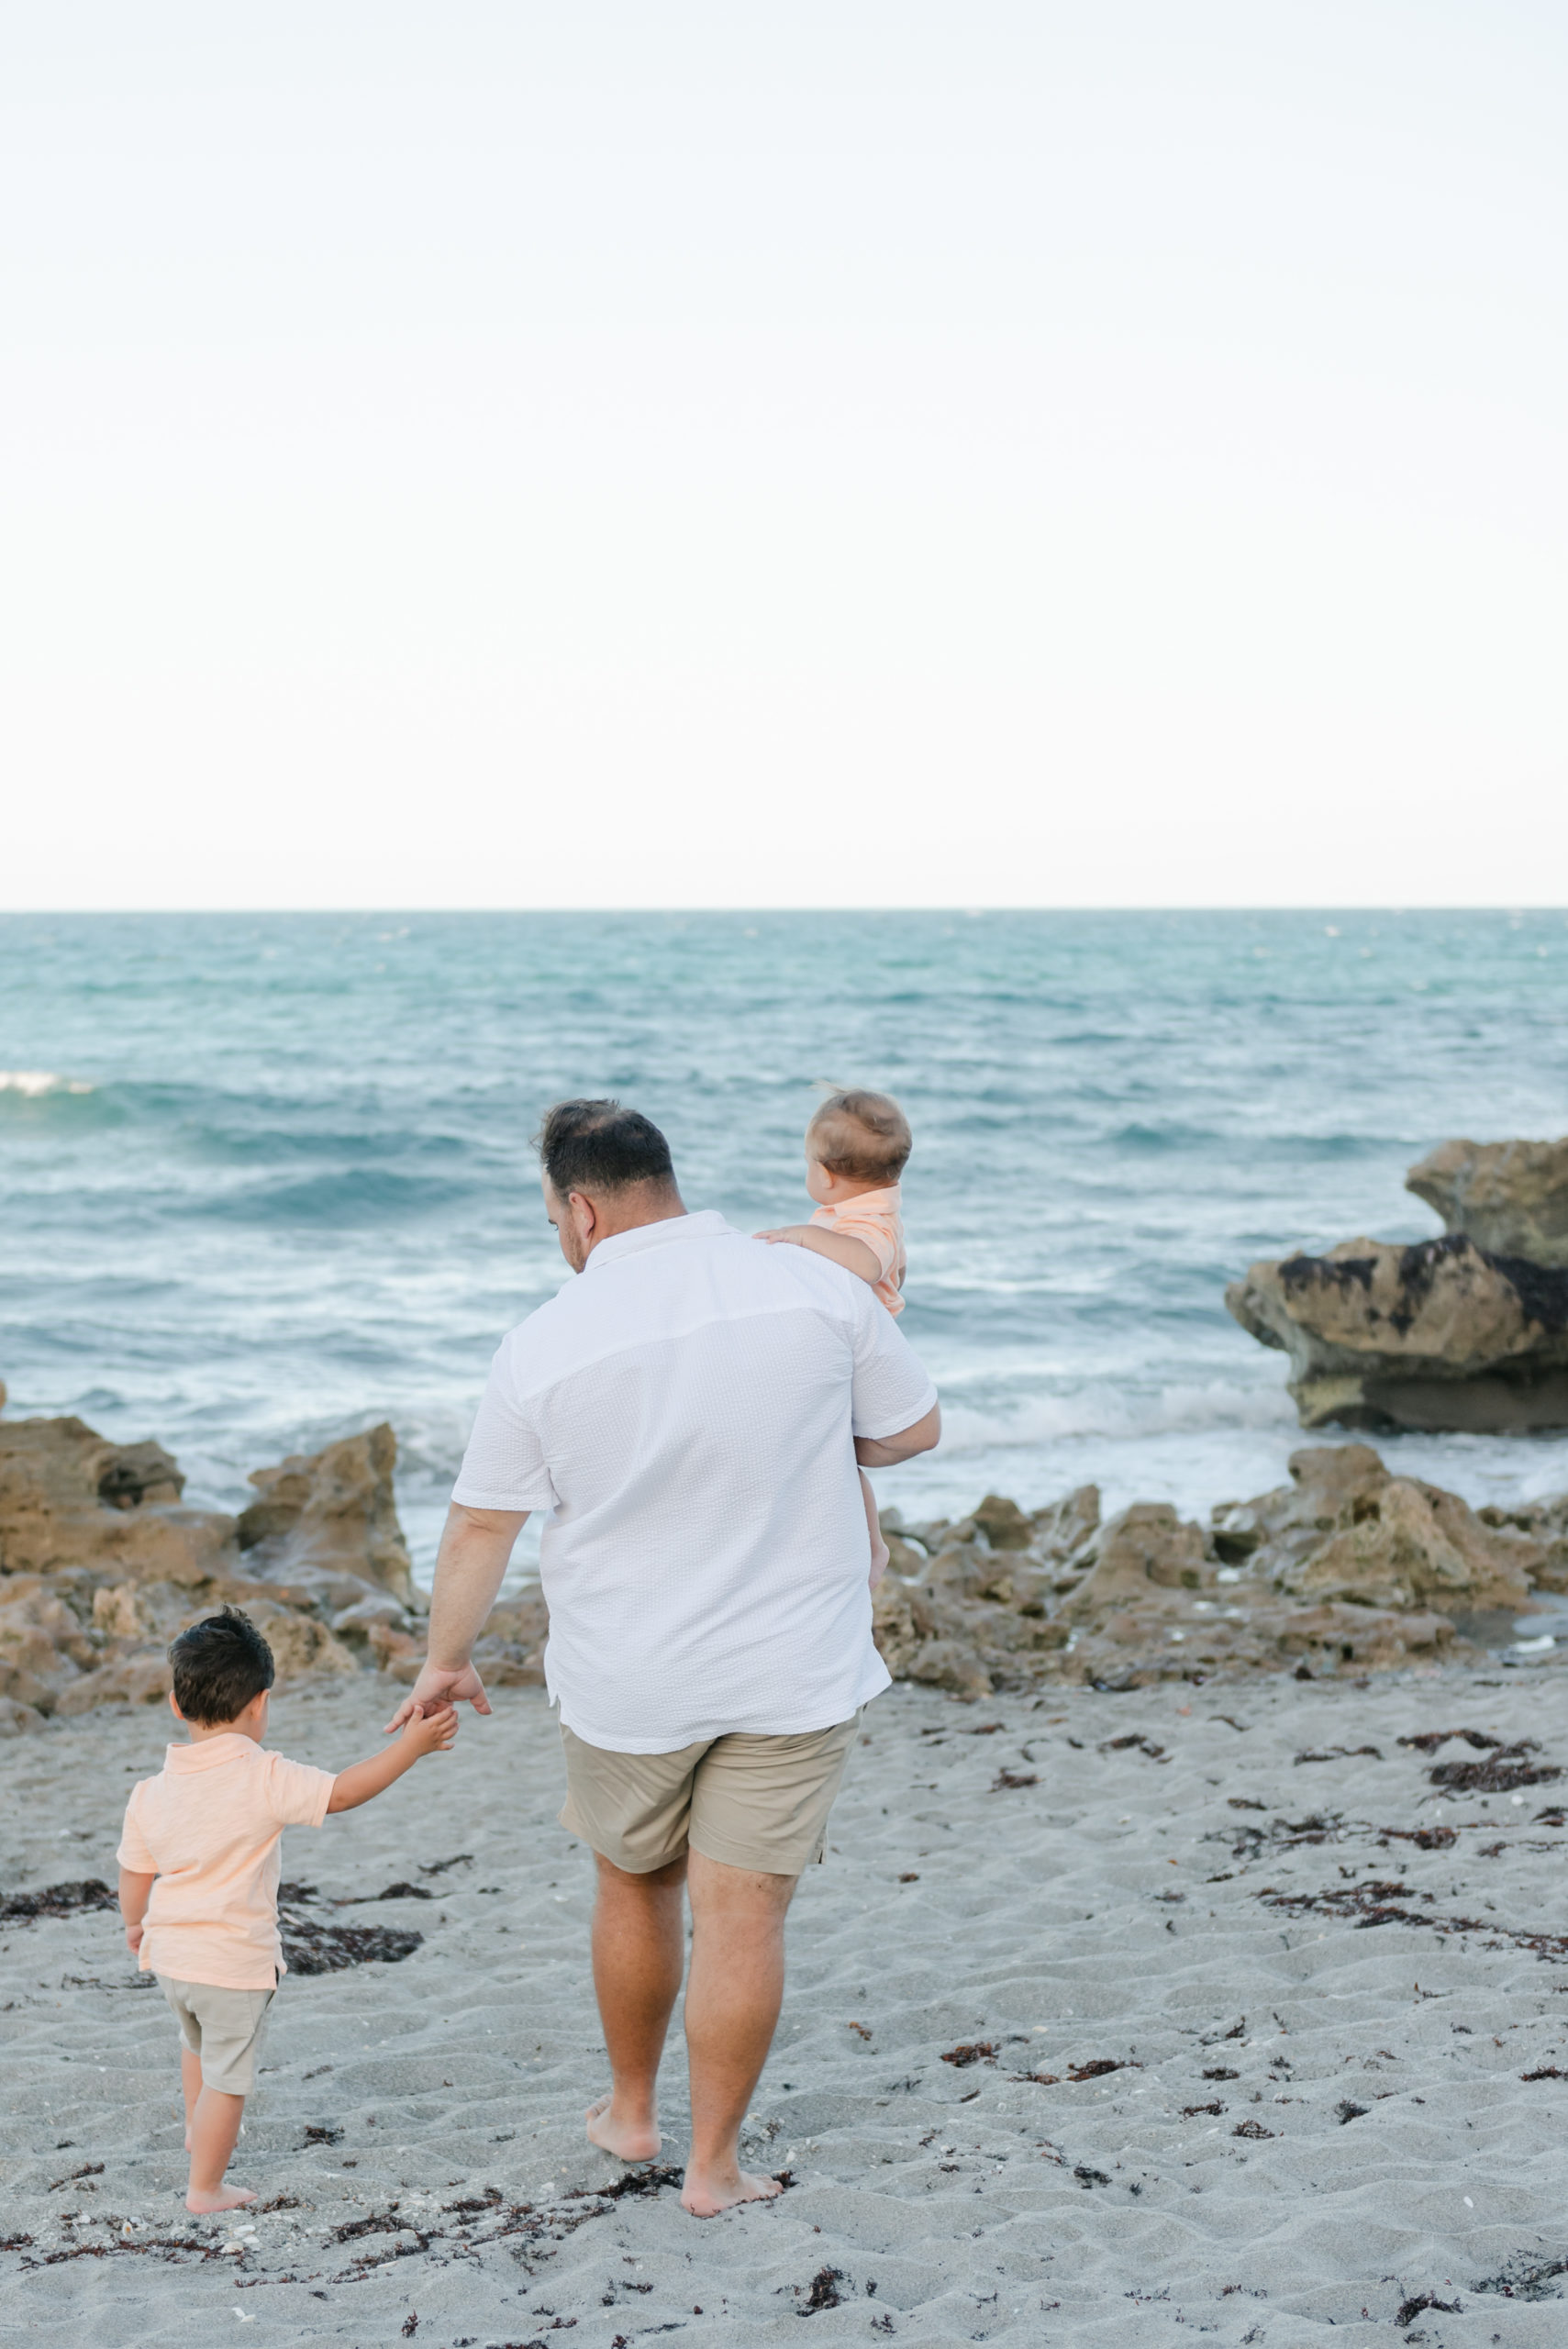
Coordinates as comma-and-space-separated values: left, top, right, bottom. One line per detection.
384, 1660, 492, 1734
401, 1702, 460, 1757
868, 1532, 891, 1591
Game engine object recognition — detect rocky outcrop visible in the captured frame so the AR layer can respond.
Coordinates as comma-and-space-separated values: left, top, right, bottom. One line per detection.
1228, 1233, 1568, 1432
0, 1411, 432, 1727
870, 1445, 1559, 1696
1407, 1137, 1568, 1268
237, 1425, 418, 1609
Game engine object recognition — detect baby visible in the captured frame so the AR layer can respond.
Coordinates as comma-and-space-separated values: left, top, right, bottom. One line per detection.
758, 1087, 911, 1586
117, 1605, 456, 2213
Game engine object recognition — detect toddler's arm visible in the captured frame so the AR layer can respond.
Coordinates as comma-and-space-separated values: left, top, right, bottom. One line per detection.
756, 1225, 883, 1283
328, 1703, 458, 1815
118, 1866, 156, 1955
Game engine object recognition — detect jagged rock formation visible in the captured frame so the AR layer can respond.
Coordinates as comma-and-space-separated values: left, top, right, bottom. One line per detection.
1407, 1137, 1568, 1268
237, 1425, 417, 1608
870, 1451, 1557, 1696
1228, 1137, 1568, 1431
0, 1412, 428, 1731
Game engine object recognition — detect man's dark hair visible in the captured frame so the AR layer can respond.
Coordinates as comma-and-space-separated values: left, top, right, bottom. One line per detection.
535, 1098, 676, 1197
169, 1607, 275, 1727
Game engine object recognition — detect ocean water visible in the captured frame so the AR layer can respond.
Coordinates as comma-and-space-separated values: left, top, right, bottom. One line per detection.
3, 910, 1566, 1590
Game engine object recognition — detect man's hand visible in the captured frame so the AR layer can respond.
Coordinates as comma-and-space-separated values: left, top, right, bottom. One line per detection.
384, 1661, 491, 1733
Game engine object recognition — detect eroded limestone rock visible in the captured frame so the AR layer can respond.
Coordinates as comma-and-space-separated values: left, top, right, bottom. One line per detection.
238, 1424, 417, 1608
1407, 1137, 1568, 1268
869, 1447, 1562, 1696
1226, 1235, 1568, 1431
0, 1409, 425, 1726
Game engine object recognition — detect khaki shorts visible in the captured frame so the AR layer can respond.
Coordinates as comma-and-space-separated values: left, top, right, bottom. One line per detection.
159, 1976, 275, 2097
559, 1714, 860, 1876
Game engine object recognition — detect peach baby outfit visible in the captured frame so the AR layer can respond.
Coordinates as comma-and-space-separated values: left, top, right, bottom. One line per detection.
117, 1735, 335, 1989
810, 1184, 906, 1317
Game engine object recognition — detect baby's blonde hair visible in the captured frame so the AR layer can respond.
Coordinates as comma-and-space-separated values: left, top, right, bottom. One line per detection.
807, 1089, 911, 1185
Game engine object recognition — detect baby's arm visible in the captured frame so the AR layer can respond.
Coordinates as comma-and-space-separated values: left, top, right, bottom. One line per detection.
327, 1704, 458, 1815
756, 1225, 883, 1283
118, 1866, 157, 1956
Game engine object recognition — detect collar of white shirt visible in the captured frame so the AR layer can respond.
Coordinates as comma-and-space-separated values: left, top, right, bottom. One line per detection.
583, 1207, 728, 1274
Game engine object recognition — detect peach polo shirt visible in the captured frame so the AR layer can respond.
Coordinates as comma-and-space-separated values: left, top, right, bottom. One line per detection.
810, 1184, 906, 1316
117, 1734, 336, 1989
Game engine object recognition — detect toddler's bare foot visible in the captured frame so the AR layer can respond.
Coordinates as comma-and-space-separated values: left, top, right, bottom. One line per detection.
186, 2183, 256, 2213
680, 2164, 783, 2218
585, 2093, 661, 2163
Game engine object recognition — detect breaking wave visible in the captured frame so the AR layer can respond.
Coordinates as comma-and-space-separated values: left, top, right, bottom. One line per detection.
939, 1379, 1298, 1453
0, 1070, 95, 1096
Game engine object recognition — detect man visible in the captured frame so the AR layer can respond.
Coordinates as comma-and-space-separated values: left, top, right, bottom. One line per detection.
389, 1098, 940, 2217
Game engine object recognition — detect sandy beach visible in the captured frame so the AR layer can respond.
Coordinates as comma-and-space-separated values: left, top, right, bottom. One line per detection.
3, 1660, 1565, 2347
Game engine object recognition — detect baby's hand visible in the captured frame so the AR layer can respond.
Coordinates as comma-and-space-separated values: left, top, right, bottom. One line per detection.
402, 1703, 459, 1758
755, 1227, 810, 1246
124, 1920, 144, 1954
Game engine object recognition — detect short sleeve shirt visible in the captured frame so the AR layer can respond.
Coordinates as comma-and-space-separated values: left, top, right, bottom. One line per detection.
117, 1735, 335, 1988
452, 1210, 937, 1751
809, 1184, 906, 1315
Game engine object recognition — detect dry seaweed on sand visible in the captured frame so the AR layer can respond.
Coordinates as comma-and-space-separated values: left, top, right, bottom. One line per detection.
0, 1879, 117, 1925
1293, 1745, 1382, 1765
1397, 1729, 1502, 1753
990, 1769, 1037, 1790
1098, 1734, 1168, 1762
1396, 2293, 1462, 2325
1257, 1876, 1568, 1962
1471, 2251, 1568, 2301
1231, 2120, 1274, 2140
940, 2042, 996, 2067
1428, 1742, 1561, 1794
280, 1900, 422, 1974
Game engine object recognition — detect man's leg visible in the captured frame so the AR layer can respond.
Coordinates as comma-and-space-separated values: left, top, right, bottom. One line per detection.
680, 1850, 795, 2216
586, 1851, 687, 2161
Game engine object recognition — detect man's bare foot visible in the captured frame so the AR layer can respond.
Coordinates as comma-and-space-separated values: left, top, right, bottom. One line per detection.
585, 2093, 662, 2163
680, 2165, 783, 2218
185, 2184, 256, 2213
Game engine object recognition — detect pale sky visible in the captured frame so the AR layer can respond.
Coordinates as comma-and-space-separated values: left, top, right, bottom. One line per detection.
3, 3, 1565, 909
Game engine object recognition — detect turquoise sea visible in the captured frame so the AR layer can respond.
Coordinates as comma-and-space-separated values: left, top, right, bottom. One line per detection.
3, 911, 1566, 1587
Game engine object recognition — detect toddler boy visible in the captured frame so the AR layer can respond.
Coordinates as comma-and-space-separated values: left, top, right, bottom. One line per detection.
117, 1606, 456, 2212
758, 1087, 912, 1585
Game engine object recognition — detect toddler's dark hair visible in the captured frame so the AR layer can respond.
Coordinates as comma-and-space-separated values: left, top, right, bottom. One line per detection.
808, 1089, 912, 1185
169, 1607, 275, 1726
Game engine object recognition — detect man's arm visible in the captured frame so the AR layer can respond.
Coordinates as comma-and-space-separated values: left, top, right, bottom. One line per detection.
757, 1225, 882, 1282
854, 1399, 941, 1468
384, 1503, 528, 1731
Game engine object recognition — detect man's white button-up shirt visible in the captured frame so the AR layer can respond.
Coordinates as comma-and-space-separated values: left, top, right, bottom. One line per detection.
451, 1209, 937, 1752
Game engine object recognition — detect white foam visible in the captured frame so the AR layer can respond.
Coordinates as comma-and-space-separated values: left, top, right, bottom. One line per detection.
939, 1378, 1297, 1453
0, 1070, 94, 1097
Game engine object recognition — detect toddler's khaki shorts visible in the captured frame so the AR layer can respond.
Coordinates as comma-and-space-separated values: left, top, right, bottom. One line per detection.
159, 1976, 275, 2097
560, 1712, 861, 1876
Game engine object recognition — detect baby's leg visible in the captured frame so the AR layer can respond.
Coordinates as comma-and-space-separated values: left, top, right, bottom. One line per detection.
861, 1469, 890, 1589
186, 2083, 252, 2211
